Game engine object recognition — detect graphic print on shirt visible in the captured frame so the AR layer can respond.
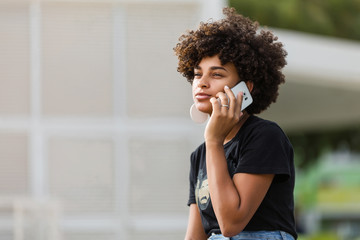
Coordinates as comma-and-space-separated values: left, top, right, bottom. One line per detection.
195, 169, 210, 210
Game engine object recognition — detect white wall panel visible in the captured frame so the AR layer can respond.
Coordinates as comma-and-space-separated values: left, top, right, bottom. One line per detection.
0, 4, 30, 115
42, 3, 113, 116
0, 132, 28, 195
128, 137, 190, 214
126, 4, 198, 118
48, 137, 115, 214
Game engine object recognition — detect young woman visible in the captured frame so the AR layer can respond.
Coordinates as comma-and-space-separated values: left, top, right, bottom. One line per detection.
174, 7, 297, 240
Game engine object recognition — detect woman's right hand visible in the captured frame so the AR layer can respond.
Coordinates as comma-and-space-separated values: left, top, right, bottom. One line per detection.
204, 86, 244, 144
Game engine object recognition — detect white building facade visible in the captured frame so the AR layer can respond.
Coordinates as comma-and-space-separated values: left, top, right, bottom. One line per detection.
0, 0, 359, 239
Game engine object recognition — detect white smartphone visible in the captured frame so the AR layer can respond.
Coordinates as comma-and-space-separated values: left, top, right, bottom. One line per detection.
218, 81, 253, 111
232, 81, 253, 111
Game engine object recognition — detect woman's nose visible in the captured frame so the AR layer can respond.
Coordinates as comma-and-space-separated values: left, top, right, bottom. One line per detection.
197, 77, 209, 88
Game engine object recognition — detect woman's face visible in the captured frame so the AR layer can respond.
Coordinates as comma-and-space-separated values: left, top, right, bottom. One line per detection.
192, 55, 240, 115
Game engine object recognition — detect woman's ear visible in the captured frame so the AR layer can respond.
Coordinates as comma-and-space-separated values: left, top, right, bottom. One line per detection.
246, 81, 254, 93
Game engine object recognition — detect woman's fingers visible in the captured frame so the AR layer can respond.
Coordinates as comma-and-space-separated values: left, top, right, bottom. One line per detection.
213, 86, 244, 121
210, 97, 221, 113
215, 92, 228, 113
223, 85, 244, 120
224, 86, 235, 112
235, 91, 244, 117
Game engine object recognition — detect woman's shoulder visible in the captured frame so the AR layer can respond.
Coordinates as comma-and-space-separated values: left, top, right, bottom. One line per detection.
190, 142, 206, 162
246, 115, 279, 127
234, 115, 290, 147
245, 115, 285, 135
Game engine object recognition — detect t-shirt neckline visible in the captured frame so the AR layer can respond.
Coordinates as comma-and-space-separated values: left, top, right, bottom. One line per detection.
223, 114, 256, 148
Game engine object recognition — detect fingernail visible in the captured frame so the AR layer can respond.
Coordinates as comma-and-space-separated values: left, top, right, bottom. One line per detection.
224, 85, 229, 89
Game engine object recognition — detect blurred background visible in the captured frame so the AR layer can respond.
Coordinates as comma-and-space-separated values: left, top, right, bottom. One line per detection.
0, 0, 359, 239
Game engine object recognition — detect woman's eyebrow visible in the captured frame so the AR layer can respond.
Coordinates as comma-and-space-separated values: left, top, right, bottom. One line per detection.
194, 66, 227, 71
210, 66, 228, 71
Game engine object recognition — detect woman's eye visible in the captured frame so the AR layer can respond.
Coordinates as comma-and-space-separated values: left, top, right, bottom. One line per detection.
213, 73, 223, 77
194, 73, 202, 78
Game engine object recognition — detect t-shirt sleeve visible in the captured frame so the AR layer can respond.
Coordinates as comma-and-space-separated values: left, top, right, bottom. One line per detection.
187, 151, 197, 206
235, 122, 292, 181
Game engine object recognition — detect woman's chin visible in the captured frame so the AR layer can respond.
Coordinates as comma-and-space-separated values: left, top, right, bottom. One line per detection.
195, 104, 212, 115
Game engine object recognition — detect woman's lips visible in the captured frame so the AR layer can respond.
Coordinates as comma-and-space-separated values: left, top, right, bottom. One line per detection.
195, 93, 211, 100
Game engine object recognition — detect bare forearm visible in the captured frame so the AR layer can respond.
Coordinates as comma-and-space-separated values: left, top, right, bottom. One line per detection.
205, 141, 241, 224
185, 204, 207, 240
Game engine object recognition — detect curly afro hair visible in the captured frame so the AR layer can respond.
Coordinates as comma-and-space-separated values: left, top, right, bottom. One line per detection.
174, 7, 287, 115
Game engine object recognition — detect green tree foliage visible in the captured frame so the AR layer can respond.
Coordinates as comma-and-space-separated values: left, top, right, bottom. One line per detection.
230, 0, 360, 169
230, 0, 360, 41
289, 127, 360, 169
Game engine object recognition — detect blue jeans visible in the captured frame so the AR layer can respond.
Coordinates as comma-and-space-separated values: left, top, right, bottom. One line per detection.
208, 230, 295, 240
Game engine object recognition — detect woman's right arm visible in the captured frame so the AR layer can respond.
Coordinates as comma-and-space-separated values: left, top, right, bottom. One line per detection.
185, 204, 207, 240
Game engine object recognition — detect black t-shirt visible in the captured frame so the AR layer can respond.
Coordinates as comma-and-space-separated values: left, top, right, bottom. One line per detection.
188, 115, 297, 239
